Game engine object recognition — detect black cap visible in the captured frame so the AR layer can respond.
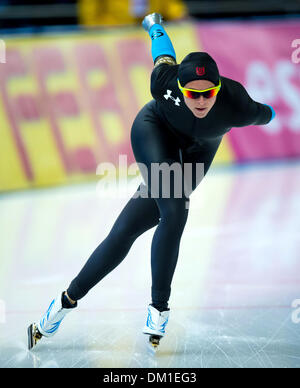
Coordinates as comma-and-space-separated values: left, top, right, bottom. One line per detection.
178, 52, 220, 87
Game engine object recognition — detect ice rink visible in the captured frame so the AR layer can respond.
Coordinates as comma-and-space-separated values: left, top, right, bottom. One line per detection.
0, 161, 299, 368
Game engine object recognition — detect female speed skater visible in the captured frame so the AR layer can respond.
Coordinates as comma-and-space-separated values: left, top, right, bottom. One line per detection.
28, 13, 276, 350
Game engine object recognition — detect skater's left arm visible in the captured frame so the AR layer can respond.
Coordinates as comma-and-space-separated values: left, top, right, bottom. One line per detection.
234, 82, 276, 127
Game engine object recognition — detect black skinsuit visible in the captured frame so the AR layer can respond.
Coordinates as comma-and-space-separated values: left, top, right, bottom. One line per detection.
67, 63, 272, 310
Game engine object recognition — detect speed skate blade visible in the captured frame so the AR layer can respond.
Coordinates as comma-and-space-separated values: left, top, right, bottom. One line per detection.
146, 334, 161, 353
27, 323, 42, 350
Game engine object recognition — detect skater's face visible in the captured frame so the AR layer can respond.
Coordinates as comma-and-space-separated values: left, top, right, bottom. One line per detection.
182, 80, 217, 119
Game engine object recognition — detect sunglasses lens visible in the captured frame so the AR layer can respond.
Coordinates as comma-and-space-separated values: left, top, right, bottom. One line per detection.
210, 88, 220, 97
185, 90, 200, 99
202, 89, 217, 98
182, 87, 219, 99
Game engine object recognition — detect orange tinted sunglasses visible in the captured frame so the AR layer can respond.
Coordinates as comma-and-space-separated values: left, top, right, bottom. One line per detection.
177, 78, 221, 99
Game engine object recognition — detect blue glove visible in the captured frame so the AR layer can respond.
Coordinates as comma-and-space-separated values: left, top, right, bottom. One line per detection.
265, 104, 276, 122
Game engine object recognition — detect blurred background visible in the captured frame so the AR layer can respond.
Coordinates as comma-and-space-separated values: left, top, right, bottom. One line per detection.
0, 0, 300, 30
0, 0, 300, 191
0, 0, 300, 368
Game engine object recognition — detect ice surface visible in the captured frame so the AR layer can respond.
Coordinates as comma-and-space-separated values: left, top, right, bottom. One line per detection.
0, 161, 299, 368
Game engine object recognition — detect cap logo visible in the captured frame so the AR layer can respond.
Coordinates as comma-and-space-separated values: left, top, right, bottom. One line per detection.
196, 67, 205, 76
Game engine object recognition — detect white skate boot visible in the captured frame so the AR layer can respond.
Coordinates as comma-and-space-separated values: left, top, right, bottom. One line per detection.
27, 292, 77, 350
142, 304, 170, 350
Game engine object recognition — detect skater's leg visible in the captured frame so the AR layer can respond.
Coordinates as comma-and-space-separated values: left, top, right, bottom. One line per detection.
67, 186, 160, 301
141, 140, 223, 346
29, 183, 160, 348
131, 105, 190, 311
150, 196, 189, 309
151, 140, 223, 301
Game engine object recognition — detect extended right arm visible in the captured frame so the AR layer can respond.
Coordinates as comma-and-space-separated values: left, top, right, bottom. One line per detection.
234, 82, 276, 126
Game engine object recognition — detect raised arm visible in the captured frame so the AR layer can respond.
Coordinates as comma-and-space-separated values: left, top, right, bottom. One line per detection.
142, 13, 177, 68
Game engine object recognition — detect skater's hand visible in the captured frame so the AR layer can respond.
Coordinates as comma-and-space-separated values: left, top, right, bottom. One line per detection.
142, 13, 164, 32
